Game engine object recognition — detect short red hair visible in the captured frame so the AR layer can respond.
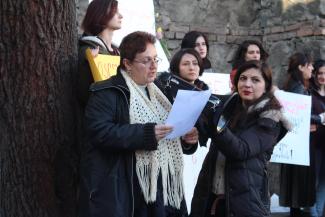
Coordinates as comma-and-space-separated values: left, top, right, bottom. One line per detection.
82, 0, 118, 35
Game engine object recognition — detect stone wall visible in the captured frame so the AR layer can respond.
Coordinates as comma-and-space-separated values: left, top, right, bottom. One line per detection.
77, 0, 324, 196
76, 0, 324, 197
77, 0, 324, 87
154, 0, 325, 87
154, 0, 263, 75
261, 0, 325, 87
76, 0, 88, 34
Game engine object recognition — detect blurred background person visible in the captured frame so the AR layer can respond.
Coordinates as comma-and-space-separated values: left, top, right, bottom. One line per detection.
229, 40, 269, 90
156, 48, 212, 150
78, 0, 122, 108
181, 31, 213, 74
79, 31, 198, 217
75, 2, 123, 204
280, 52, 325, 217
310, 59, 325, 217
156, 48, 208, 100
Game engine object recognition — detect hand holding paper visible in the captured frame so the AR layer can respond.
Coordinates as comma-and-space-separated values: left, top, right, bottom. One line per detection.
182, 127, 199, 144
154, 124, 173, 141
165, 90, 211, 139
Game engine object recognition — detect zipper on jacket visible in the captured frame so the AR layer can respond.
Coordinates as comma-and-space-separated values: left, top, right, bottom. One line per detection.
225, 162, 231, 217
104, 83, 136, 217
116, 85, 130, 108
113, 85, 133, 216
131, 153, 134, 217
107, 85, 130, 108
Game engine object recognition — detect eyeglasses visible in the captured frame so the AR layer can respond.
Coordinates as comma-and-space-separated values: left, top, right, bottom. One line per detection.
133, 57, 162, 66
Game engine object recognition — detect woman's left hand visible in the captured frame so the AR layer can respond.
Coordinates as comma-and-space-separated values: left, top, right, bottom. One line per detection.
91, 46, 99, 57
182, 127, 199, 144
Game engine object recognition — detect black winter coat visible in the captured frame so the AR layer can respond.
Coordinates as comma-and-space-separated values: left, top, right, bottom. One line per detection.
279, 79, 316, 207
190, 96, 286, 217
79, 71, 158, 217
79, 71, 194, 217
311, 88, 325, 150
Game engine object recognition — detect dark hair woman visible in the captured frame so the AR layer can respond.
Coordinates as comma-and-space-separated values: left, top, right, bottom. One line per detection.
156, 48, 208, 102
309, 59, 325, 217
156, 48, 212, 150
279, 53, 325, 217
79, 31, 198, 217
181, 31, 212, 74
230, 40, 269, 89
190, 60, 290, 217
77, 0, 122, 108
169, 48, 204, 79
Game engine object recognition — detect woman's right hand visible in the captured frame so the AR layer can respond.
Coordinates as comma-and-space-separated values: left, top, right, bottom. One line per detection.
319, 112, 325, 125
155, 124, 173, 141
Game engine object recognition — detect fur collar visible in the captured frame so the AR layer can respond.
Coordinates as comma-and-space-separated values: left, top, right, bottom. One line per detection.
247, 98, 292, 131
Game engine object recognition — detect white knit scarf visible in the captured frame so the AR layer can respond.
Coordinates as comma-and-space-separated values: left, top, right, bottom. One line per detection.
121, 70, 184, 209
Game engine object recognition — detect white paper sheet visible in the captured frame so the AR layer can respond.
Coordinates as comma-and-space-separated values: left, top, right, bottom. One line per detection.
165, 90, 211, 139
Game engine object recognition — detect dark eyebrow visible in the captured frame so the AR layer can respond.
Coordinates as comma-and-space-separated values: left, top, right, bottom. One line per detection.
142, 55, 157, 59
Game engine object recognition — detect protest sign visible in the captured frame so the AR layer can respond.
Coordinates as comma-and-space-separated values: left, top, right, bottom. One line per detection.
85, 48, 120, 82
200, 72, 231, 95
111, 0, 170, 72
271, 90, 311, 166
183, 143, 210, 212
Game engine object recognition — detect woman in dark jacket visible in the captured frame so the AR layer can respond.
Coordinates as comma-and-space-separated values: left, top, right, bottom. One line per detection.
155, 48, 220, 149
79, 31, 199, 217
190, 60, 290, 217
76, 1, 123, 201
310, 59, 325, 217
156, 48, 208, 101
77, 0, 122, 108
279, 53, 325, 217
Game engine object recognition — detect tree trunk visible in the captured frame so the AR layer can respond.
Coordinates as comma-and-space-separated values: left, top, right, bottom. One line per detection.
0, 1, 78, 217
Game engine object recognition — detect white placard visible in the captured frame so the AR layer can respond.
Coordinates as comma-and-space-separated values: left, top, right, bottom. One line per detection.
270, 90, 311, 166
113, 0, 169, 72
199, 72, 231, 95
183, 140, 210, 212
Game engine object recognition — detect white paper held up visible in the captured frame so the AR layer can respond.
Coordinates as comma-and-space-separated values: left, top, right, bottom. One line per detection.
165, 90, 211, 139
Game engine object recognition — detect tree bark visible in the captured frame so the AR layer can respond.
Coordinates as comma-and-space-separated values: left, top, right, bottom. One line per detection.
0, 1, 78, 217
